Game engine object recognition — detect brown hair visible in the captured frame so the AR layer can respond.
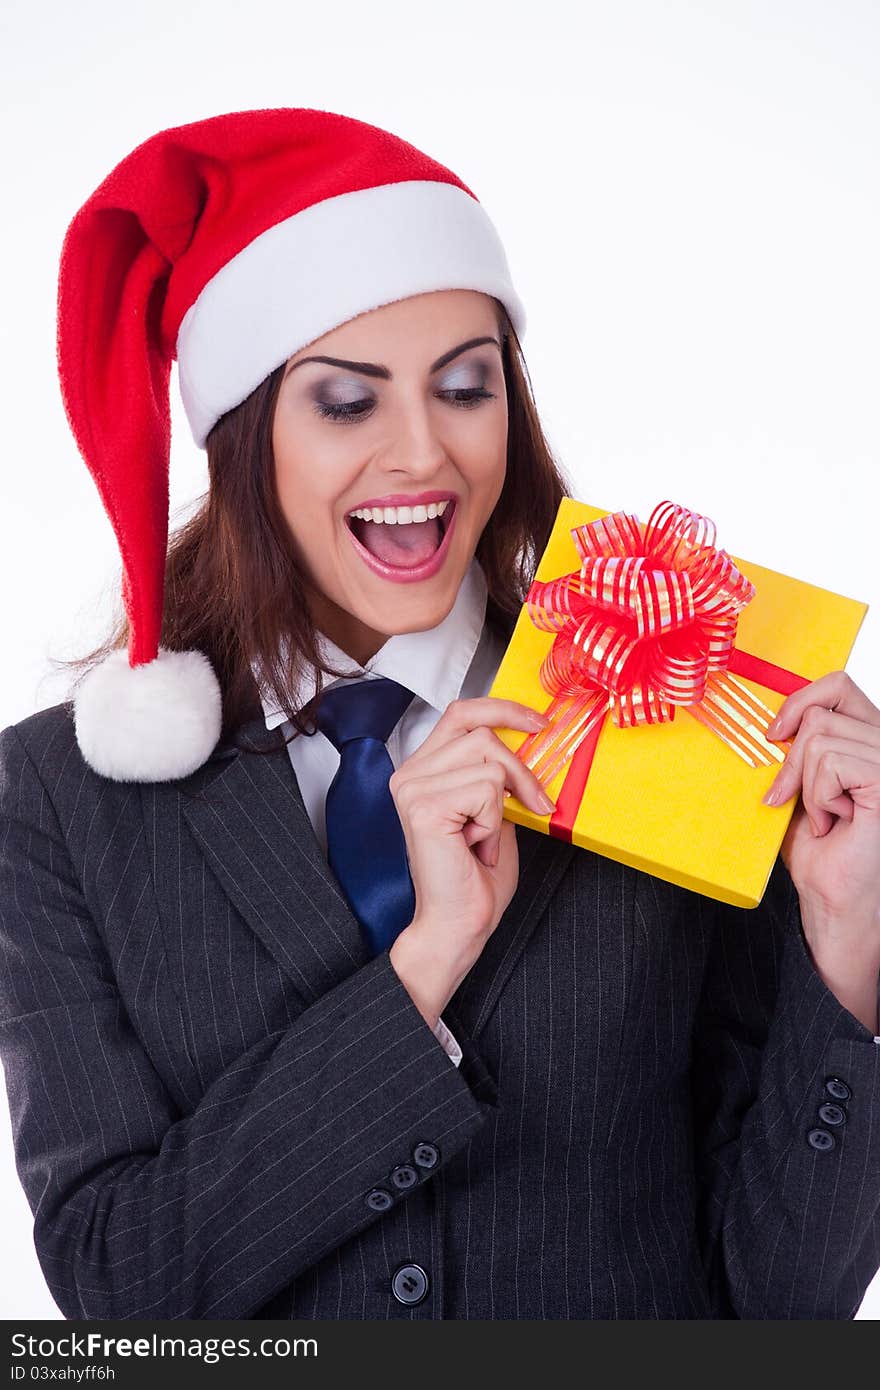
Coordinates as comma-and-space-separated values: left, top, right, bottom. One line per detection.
51, 299, 574, 753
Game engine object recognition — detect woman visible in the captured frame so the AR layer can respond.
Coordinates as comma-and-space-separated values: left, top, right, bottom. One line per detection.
1, 107, 879, 1322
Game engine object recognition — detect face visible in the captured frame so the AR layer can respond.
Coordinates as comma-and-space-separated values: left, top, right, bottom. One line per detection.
271, 289, 508, 666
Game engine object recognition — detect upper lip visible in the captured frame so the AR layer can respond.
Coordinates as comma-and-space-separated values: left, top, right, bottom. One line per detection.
346, 490, 458, 514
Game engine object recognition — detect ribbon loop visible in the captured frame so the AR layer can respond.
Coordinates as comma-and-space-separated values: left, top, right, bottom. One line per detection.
520, 500, 784, 768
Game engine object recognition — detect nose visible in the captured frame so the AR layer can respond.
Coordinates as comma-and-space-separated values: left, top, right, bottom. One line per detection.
378, 393, 449, 480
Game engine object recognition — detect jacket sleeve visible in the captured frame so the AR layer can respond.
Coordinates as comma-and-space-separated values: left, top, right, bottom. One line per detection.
690, 852, 880, 1319
0, 724, 491, 1320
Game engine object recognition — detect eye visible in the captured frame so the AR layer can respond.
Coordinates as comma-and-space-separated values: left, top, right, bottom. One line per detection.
312, 387, 496, 426
312, 398, 374, 423
440, 388, 496, 408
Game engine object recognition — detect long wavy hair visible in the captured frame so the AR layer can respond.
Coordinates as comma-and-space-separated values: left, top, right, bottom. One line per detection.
52, 297, 574, 754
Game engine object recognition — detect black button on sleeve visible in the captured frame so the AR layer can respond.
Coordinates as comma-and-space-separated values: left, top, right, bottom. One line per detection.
390, 1163, 418, 1190
824, 1076, 852, 1102
413, 1141, 439, 1170
807, 1127, 836, 1152
818, 1102, 846, 1127
365, 1187, 393, 1212
391, 1263, 429, 1305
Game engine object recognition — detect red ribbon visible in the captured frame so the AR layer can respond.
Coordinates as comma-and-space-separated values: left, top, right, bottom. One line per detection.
512, 501, 812, 842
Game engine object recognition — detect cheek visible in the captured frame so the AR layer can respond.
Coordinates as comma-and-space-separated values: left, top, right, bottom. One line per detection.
474, 394, 508, 458
462, 417, 507, 499
273, 457, 341, 567
278, 485, 337, 551
273, 426, 347, 538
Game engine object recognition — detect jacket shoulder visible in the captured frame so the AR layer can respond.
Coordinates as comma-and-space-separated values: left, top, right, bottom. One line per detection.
0, 700, 112, 828
1, 700, 80, 773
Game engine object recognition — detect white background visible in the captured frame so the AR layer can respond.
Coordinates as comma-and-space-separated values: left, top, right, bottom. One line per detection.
1, 0, 877, 1320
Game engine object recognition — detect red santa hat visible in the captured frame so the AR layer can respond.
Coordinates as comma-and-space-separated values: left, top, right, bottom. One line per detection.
57, 107, 526, 783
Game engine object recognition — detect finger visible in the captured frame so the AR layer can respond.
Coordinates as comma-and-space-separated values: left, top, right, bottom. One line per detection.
394, 723, 556, 815
764, 708, 880, 805
801, 741, 880, 835
414, 764, 519, 870
463, 813, 502, 867
765, 732, 880, 809
396, 763, 508, 860
447, 768, 507, 868
466, 816, 516, 870
405, 697, 550, 768
769, 671, 880, 744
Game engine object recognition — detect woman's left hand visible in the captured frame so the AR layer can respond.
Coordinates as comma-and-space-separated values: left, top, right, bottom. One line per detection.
762, 671, 880, 981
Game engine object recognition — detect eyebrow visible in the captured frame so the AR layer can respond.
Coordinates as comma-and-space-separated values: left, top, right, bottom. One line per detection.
282, 335, 502, 381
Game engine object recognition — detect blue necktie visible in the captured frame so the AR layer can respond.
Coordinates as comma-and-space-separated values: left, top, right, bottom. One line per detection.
316, 677, 417, 956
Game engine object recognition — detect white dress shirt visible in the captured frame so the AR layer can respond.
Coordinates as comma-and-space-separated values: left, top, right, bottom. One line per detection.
253, 556, 509, 1067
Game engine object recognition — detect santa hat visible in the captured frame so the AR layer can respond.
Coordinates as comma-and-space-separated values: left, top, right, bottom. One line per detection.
57, 106, 527, 783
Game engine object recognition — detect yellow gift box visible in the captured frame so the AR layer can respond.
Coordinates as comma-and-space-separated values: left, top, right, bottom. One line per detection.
488, 498, 869, 908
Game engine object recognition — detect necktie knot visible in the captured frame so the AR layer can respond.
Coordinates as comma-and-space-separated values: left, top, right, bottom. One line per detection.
316, 676, 416, 750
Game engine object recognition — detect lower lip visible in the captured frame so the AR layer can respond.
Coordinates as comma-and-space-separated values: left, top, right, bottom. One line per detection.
345, 502, 458, 584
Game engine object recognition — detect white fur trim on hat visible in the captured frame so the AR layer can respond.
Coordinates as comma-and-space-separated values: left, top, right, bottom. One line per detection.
176, 179, 527, 448
73, 647, 223, 782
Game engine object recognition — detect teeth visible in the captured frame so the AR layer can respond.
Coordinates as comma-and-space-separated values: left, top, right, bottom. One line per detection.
348, 499, 451, 524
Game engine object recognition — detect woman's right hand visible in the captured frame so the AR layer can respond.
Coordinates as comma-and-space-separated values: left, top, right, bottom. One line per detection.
387, 697, 556, 1030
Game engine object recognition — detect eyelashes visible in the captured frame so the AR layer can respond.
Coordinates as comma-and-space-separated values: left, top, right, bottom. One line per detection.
312, 387, 496, 425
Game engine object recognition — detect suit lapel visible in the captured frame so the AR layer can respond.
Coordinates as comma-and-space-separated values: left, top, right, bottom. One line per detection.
447, 823, 577, 1039
177, 716, 370, 1005
177, 716, 577, 1031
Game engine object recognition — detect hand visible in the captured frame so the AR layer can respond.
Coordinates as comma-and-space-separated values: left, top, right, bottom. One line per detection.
762, 671, 880, 1023
387, 697, 556, 1028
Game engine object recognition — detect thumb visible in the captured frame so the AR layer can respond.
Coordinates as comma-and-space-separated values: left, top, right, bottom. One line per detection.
493, 817, 517, 867
781, 797, 811, 874
472, 813, 517, 869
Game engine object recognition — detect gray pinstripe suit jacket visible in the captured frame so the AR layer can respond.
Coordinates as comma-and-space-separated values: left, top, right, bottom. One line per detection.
1, 700, 879, 1321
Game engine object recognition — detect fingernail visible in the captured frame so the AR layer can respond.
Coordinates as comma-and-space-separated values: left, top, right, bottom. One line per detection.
537, 789, 556, 813
528, 711, 550, 728
762, 783, 781, 806
766, 715, 781, 737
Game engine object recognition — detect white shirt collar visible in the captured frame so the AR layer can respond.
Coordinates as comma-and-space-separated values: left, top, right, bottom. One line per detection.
254, 556, 490, 730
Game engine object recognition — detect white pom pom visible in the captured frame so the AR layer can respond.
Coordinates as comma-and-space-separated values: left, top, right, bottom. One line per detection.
73, 646, 223, 782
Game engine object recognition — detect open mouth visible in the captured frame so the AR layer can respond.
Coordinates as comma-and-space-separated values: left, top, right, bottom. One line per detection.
345, 500, 457, 582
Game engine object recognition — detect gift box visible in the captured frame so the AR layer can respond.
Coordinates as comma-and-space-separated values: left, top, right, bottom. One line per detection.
488, 498, 869, 908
